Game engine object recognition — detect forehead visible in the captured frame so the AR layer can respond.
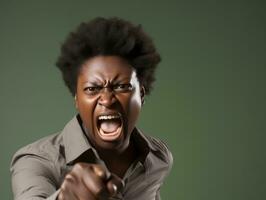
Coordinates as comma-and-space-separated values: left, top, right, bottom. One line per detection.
79, 56, 135, 81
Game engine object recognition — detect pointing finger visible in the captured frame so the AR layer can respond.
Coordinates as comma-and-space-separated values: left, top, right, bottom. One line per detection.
107, 174, 125, 197
92, 164, 111, 181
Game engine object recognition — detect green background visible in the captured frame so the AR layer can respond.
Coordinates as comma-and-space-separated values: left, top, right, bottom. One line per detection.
1, 0, 265, 199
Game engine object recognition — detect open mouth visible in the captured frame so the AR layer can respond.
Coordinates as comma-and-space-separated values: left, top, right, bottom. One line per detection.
97, 113, 123, 141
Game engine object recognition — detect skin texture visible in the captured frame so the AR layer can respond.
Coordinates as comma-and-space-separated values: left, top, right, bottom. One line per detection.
58, 163, 124, 200
58, 56, 145, 199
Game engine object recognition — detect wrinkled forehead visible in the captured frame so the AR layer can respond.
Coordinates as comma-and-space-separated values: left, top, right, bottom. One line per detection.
78, 56, 138, 83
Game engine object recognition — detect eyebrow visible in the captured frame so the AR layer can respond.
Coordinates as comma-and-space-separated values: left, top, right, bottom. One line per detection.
81, 81, 101, 86
81, 76, 132, 85
80, 76, 103, 85
113, 76, 132, 83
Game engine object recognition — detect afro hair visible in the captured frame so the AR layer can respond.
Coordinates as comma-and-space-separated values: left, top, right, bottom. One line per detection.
56, 17, 161, 96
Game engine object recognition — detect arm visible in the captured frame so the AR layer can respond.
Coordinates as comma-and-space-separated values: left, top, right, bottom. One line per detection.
10, 153, 59, 200
11, 153, 123, 200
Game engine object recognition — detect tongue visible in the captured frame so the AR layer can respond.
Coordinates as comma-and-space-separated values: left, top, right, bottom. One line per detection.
100, 121, 120, 133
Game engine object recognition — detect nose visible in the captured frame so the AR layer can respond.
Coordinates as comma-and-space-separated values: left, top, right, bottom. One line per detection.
98, 88, 117, 107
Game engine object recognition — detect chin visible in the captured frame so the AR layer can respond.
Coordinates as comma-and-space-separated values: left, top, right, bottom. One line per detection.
95, 137, 130, 153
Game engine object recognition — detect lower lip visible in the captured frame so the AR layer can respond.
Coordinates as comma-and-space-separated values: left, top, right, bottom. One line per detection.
98, 126, 122, 141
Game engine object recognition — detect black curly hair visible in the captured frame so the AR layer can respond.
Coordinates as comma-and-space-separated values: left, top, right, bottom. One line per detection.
56, 17, 161, 96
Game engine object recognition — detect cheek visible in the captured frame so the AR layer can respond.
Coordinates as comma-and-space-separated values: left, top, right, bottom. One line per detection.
129, 97, 142, 119
76, 97, 98, 128
121, 93, 142, 130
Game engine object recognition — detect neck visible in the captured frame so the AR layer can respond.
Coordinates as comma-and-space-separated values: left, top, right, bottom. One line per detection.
97, 142, 137, 178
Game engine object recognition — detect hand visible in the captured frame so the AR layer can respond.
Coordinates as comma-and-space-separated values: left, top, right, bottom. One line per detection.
58, 163, 124, 200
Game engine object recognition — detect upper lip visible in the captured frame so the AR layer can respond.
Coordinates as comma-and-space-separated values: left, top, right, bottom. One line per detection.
95, 112, 123, 131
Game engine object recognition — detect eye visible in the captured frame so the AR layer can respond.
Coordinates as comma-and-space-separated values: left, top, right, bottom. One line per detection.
113, 83, 133, 93
84, 86, 102, 95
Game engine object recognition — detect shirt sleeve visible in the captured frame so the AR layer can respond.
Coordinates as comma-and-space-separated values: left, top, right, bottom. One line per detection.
10, 150, 60, 200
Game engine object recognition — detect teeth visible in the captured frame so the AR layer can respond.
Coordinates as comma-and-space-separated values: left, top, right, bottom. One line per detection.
98, 115, 120, 120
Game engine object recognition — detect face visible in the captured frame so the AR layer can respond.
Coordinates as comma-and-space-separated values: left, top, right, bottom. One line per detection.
75, 56, 145, 153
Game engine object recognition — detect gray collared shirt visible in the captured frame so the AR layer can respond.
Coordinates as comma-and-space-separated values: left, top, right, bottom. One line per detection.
10, 116, 173, 200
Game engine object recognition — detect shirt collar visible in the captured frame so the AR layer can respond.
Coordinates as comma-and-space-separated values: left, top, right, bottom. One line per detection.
133, 128, 158, 151
61, 115, 157, 165
62, 115, 94, 164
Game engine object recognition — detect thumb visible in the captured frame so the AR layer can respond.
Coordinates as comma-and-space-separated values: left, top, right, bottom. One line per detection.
106, 174, 125, 197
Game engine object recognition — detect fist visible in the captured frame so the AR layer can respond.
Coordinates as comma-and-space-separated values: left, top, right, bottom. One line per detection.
58, 163, 124, 200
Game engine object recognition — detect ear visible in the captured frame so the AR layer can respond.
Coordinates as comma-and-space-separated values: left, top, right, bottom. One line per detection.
74, 94, 78, 109
140, 86, 145, 105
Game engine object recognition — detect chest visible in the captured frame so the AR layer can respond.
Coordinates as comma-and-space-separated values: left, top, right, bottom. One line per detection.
113, 161, 166, 200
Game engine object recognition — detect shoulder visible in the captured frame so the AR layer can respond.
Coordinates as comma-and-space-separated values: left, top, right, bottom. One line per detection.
11, 132, 63, 168
138, 132, 173, 182
145, 134, 173, 165
10, 133, 66, 198
146, 136, 173, 165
